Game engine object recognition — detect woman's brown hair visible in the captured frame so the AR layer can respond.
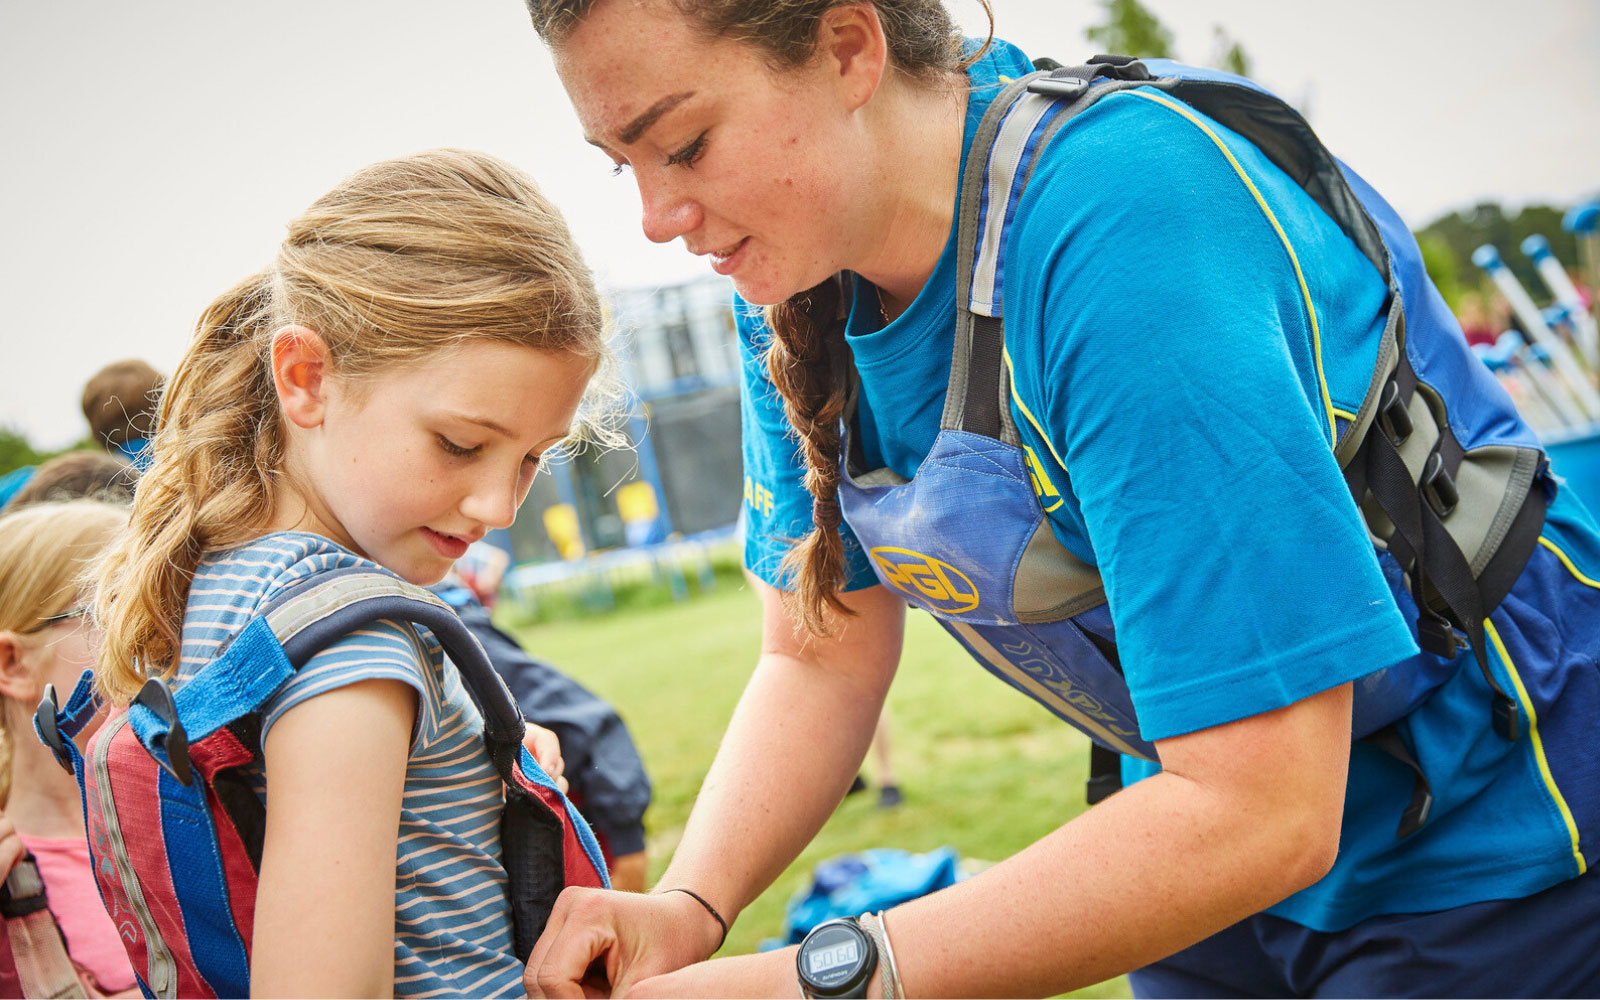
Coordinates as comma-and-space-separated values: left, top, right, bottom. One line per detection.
529, 0, 992, 634
94, 149, 620, 700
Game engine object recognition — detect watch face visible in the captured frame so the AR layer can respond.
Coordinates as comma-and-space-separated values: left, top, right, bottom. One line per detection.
800, 921, 873, 996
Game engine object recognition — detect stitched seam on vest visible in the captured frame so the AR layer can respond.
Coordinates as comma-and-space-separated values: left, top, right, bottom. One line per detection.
1118, 88, 1338, 444
1484, 618, 1585, 875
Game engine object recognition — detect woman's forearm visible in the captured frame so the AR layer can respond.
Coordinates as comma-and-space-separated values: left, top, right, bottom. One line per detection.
658, 584, 907, 926
884, 684, 1352, 997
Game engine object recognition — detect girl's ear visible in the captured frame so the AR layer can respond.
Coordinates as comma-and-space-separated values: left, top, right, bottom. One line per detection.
271, 326, 334, 430
0, 631, 36, 703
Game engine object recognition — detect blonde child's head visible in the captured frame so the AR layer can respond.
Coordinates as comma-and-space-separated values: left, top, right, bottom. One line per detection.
0, 499, 127, 805
95, 149, 618, 700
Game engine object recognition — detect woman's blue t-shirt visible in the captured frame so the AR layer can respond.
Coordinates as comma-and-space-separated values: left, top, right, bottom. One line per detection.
737, 39, 1595, 931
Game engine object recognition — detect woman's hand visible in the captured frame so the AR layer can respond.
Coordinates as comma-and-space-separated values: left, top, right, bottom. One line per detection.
524, 721, 568, 794
625, 948, 799, 999
524, 887, 725, 998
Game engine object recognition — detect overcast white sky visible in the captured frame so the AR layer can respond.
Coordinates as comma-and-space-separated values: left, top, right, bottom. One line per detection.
3, 0, 1597, 448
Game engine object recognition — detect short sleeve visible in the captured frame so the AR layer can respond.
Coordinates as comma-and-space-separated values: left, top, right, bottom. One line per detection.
1005, 91, 1417, 741
258, 618, 444, 753
736, 297, 877, 591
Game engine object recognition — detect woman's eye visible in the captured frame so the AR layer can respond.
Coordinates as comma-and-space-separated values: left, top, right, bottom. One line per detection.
437, 436, 479, 458
665, 133, 708, 169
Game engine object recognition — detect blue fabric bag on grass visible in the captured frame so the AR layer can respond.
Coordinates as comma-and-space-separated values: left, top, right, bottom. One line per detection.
763, 847, 964, 950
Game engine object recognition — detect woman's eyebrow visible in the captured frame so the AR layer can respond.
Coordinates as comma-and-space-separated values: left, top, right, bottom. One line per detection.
617, 91, 695, 145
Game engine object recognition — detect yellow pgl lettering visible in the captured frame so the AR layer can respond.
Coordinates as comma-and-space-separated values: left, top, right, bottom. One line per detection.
1023, 445, 1064, 513
869, 547, 980, 613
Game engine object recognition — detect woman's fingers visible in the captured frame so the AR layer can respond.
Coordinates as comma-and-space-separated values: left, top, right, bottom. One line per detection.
526, 887, 616, 998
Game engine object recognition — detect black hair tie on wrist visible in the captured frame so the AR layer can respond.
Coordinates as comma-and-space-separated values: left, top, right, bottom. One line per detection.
662, 887, 728, 950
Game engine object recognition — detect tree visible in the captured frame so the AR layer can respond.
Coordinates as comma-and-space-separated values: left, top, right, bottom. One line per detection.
1211, 26, 1251, 78
1416, 201, 1579, 305
0, 427, 47, 478
1085, 0, 1173, 59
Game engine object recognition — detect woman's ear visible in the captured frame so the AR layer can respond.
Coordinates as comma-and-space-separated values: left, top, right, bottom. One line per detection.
0, 631, 37, 703
816, 3, 889, 113
271, 326, 334, 430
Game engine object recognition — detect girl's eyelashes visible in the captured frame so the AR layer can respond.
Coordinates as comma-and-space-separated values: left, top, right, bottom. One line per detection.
664, 132, 708, 169
437, 435, 480, 458
610, 161, 631, 177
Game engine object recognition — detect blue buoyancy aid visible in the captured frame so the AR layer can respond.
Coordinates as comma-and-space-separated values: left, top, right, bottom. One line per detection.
836, 56, 1552, 835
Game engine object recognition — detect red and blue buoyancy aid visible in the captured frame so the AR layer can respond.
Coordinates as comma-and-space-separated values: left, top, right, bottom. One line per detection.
835, 56, 1553, 836
33, 566, 610, 1000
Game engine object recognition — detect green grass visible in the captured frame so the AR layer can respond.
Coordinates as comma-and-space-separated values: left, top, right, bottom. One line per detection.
509, 581, 1131, 998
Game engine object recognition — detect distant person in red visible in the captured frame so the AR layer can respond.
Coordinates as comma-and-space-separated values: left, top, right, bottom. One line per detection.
1456, 292, 1498, 348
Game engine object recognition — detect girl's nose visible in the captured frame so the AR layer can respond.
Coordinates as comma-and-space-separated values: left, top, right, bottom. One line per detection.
461, 474, 519, 532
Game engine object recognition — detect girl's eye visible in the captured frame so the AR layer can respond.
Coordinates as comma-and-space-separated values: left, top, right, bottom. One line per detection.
610, 161, 631, 177
438, 436, 479, 458
665, 133, 708, 169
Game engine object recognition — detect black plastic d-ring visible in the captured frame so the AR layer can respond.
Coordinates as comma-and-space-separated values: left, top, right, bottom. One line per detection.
133, 677, 193, 786
34, 684, 75, 775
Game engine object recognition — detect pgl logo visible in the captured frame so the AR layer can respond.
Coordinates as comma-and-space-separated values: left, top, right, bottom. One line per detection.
870, 547, 980, 613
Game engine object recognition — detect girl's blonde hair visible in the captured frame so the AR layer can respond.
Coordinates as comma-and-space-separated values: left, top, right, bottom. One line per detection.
0, 499, 127, 806
95, 149, 618, 701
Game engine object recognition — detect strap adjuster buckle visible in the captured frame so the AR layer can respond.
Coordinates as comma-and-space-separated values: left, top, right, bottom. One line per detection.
34, 684, 74, 774
1416, 614, 1460, 660
1421, 452, 1459, 517
134, 676, 193, 786
1378, 379, 1412, 446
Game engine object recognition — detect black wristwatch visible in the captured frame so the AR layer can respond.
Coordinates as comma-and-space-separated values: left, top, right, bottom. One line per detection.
797, 917, 878, 999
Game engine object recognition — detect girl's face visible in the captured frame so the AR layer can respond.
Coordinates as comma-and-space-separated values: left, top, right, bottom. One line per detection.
553, 0, 876, 306
280, 338, 592, 585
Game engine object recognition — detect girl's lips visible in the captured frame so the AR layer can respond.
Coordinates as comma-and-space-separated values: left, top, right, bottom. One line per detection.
422, 527, 470, 560
709, 237, 750, 276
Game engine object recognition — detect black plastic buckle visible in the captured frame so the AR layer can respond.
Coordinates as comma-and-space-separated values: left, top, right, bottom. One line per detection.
1398, 781, 1434, 839
1420, 452, 1459, 517
34, 684, 75, 775
1086, 54, 1153, 79
1416, 614, 1460, 660
1493, 693, 1521, 742
1026, 76, 1087, 98
1378, 379, 1412, 446
134, 677, 193, 786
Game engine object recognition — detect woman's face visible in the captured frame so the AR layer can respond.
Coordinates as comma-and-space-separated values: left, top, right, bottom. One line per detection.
553, 0, 873, 305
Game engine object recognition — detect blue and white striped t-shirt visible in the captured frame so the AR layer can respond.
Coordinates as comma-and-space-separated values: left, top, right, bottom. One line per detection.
176, 532, 524, 998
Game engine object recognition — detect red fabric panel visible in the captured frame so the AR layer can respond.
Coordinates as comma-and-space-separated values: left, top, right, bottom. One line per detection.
83, 715, 154, 989
191, 728, 253, 781
102, 725, 216, 1000
0, 913, 23, 998
508, 769, 606, 889
196, 731, 258, 958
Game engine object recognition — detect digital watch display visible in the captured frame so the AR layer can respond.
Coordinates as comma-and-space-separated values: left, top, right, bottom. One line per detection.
797, 917, 878, 999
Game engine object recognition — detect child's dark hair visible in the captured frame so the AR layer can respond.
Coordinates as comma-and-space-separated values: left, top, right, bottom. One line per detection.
94, 149, 620, 700
81, 359, 163, 450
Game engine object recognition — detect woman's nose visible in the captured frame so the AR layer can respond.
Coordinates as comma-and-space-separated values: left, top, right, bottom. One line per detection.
638, 172, 703, 245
